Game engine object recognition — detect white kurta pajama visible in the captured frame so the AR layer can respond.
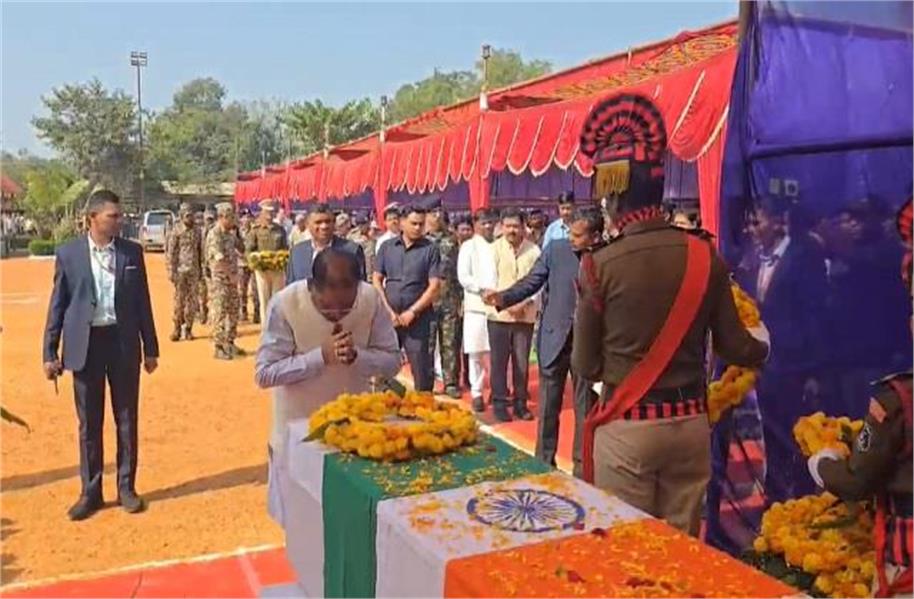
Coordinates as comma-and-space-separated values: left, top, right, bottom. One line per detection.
254, 280, 400, 525
457, 235, 496, 397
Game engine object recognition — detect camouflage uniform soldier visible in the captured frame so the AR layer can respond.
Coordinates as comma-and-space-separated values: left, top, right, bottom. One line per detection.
206, 203, 244, 360
237, 211, 260, 323
198, 210, 216, 324
427, 207, 462, 398
167, 203, 203, 341
347, 213, 376, 281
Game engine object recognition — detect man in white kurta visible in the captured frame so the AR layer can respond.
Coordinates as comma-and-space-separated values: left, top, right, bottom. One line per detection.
456, 209, 497, 412
255, 248, 400, 526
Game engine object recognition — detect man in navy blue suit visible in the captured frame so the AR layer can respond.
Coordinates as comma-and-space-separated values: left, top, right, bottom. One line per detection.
483, 206, 603, 476
285, 204, 366, 284
739, 197, 828, 502
43, 189, 159, 520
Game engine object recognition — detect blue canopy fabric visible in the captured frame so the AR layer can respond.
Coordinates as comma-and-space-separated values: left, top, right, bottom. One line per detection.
709, 0, 913, 554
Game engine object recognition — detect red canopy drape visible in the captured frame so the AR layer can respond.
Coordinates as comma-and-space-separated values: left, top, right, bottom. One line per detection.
234, 21, 738, 231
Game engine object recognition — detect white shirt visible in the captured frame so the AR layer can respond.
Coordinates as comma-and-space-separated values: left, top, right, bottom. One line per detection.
757, 235, 790, 303
376, 230, 398, 252
88, 236, 117, 326
457, 234, 497, 315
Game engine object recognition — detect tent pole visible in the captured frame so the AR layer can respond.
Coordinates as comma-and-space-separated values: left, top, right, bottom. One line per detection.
738, 0, 754, 42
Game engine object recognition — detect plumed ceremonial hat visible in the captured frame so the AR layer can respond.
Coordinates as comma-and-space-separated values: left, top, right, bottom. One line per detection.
580, 93, 667, 198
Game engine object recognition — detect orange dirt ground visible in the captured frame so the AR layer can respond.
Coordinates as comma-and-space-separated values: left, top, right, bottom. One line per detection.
1, 254, 282, 587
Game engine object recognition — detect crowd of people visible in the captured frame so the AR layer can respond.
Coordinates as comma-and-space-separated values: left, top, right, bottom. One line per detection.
161, 166, 912, 518
39, 90, 912, 597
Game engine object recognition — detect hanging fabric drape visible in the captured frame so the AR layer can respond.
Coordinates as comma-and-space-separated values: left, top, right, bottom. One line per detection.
234, 21, 740, 219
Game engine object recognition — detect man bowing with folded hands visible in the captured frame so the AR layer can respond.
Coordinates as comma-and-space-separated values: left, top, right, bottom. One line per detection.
255, 248, 400, 524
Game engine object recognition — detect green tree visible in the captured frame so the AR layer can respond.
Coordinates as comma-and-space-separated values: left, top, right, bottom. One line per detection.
283, 98, 379, 156
475, 49, 552, 90
0, 150, 54, 192
387, 70, 477, 123
146, 78, 253, 183
387, 49, 553, 123
31, 79, 138, 196
236, 100, 289, 171
20, 162, 80, 238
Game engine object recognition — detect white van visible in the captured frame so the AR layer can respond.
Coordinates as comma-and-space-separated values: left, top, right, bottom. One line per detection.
140, 210, 174, 251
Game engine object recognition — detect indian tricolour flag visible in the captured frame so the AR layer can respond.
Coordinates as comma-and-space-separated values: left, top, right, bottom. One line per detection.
281, 420, 646, 597
281, 420, 798, 599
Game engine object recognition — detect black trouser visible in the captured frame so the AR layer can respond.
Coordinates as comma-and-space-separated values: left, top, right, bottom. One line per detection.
487, 321, 534, 408
72, 325, 141, 500
757, 370, 822, 503
396, 311, 434, 392
535, 333, 598, 476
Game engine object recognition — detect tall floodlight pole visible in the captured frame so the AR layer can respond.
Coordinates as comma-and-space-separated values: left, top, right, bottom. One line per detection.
480, 44, 492, 111
130, 51, 148, 212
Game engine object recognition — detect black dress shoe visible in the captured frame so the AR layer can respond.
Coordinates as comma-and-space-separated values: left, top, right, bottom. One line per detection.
214, 347, 233, 360
472, 396, 485, 412
445, 386, 462, 400
228, 344, 247, 357
514, 404, 534, 421
493, 403, 513, 423
118, 492, 147, 514
68, 495, 103, 521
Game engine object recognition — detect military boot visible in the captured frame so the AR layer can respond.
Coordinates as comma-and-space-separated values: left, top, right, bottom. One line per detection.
227, 344, 247, 357
214, 346, 233, 360
169, 327, 181, 342
182, 324, 194, 341
252, 311, 261, 325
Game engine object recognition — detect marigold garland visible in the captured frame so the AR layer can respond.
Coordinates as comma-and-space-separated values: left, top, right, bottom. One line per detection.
247, 250, 289, 272
793, 412, 864, 458
708, 283, 762, 423
752, 492, 875, 598
308, 391, 478, 461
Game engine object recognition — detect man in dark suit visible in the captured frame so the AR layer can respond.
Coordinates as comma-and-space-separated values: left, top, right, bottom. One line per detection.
483, 207, 603, 476
43, 189, 159, 520
286, 204, 366, 284
739, 197, 828, 502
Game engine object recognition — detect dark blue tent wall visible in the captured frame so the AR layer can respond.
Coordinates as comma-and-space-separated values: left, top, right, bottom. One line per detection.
709, 0, 913, 554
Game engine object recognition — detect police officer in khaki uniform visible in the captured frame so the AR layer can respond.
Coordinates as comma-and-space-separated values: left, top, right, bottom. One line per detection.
244, 200, 288, 324
571, 93, 770, 536
808, 200, 913, 597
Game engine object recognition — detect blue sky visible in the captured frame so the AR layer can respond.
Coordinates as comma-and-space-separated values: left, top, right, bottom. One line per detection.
1, 2, 736, 156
